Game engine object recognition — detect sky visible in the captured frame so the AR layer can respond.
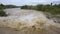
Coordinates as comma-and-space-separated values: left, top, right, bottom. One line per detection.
0, 0, 60, 6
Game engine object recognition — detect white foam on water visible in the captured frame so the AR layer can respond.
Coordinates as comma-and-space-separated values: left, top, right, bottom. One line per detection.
0, 8, 59, 31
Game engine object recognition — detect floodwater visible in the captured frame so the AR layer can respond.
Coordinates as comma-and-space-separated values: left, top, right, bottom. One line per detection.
0, 8, 60, 34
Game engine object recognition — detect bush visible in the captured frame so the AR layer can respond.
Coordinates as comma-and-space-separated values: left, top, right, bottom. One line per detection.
36, 4, 44, 11
48, 9, 60, 15
21, 5, 28, 9
0, 9, 7, 16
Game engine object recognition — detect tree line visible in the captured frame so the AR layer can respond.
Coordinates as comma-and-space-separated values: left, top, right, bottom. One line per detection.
21, 3, 60, 15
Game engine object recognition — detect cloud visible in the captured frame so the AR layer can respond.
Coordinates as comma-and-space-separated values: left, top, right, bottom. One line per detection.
0, 0, 60, 6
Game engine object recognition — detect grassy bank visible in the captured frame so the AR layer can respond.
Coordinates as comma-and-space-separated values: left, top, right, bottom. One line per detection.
21, 4, 60, 15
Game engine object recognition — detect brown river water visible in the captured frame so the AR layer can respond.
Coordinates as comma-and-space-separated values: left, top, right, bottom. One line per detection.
0, 8, 60, 34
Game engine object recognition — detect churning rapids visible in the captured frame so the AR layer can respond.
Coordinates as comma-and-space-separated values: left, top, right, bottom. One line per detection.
0, 8, 60, 34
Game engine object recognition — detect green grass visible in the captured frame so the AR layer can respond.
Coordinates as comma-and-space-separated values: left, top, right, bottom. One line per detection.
48, 9, 60, 15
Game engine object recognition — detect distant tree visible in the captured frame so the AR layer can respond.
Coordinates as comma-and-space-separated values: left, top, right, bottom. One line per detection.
51, 3, 53, 6
0, 4, 4, 6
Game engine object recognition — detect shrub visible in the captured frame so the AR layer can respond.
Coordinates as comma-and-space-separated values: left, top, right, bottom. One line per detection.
0, 9, 7, 16
21, 5, 28, 9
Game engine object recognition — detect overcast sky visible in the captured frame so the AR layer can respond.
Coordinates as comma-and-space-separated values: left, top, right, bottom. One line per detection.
0, 0, 60, 6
